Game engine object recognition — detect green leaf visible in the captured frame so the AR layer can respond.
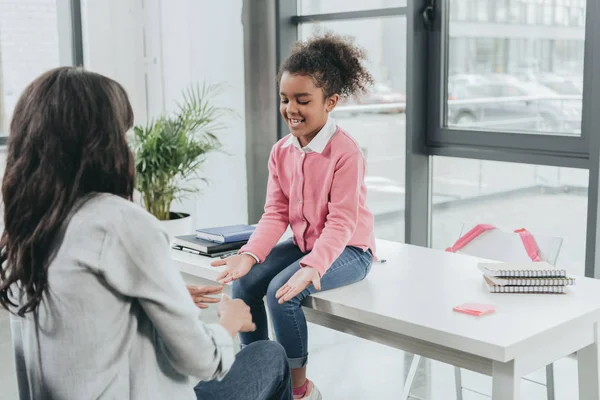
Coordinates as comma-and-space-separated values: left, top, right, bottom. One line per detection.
130, 81, 229, 220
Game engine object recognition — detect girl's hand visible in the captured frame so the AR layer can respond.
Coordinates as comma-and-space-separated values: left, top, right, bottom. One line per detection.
275, 266, 321, 304
211, 254, 256, 285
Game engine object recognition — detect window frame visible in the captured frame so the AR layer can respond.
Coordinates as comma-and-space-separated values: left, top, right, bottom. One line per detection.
0, 0, 83, 145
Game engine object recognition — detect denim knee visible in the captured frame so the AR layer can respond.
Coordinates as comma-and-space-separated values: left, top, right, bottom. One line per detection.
265, 279, 302, 311
246, 341, 288, 371
232, 274, 263, 302
252, 341, 287, 360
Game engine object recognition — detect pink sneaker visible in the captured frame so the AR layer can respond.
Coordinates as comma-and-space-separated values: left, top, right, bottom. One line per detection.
300, 380, 322, 400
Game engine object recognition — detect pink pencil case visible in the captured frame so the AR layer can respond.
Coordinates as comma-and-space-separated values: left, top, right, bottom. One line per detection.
453, 303, 496, 316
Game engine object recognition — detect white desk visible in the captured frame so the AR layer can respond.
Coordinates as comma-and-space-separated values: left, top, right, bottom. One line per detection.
173, 239, 600, 400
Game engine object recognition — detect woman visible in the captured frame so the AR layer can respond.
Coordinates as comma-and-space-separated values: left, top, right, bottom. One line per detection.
0, 66, 292, 400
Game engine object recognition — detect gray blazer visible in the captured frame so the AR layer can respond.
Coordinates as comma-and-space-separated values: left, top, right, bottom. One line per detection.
9, 193, 233, 399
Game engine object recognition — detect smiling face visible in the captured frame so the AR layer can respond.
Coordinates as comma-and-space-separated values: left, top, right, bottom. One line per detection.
279, 71, 339, 147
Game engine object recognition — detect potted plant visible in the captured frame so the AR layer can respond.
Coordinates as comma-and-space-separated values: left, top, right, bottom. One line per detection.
130, 83, 227, 239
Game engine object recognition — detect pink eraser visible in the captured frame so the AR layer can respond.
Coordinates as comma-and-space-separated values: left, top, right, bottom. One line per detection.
453, 303, 496, 316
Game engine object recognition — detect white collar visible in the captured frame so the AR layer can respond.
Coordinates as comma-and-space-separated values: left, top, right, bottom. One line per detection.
282, 116, 337, 154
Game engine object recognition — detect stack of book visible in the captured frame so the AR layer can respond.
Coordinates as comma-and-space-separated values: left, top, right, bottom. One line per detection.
172, 224, 256, 258
478, 262, 576, 294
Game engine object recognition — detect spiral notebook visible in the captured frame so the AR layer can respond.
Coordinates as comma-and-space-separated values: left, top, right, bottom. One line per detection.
478, 261, 567, 278
486, 275, 576, 287
484, 276, 567, 294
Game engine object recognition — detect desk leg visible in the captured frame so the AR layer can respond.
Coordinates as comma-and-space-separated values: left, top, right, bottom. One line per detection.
492, 360, 519, 400
578, 324, 600, 400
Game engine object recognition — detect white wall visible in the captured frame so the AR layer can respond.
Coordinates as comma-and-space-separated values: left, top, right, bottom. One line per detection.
81, 0, 147, 124
82, 0, 248, 229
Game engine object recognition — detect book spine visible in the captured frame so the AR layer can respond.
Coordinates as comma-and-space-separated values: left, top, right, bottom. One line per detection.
196, 232, 225, 243
224, 232, 254, 243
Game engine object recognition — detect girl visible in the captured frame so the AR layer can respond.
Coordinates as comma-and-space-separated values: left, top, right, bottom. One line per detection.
0, 67, 292, 400
212, 32, 377, 400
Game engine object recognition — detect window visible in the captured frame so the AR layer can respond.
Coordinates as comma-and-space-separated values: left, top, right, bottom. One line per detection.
453, 0, 469, 21
475, 0, 489, 22
555, 3, 569, 25
431, 157, 588, 276
542, 2, 553, 25
299, 18, 407, 242
569, 3, 585, 26
0, 0, 60, 139
298, 0, 406, 16
526, 3, 536, 24
446, 0, 585, 136
276, 0, 600, 281
493, 0, 508, 22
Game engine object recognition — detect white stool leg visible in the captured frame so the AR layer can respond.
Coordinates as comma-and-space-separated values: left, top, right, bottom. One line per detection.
266, 310, 275, 339
545, 364, 555, 400
454, 366, 464, 400
401, 354, 421, 400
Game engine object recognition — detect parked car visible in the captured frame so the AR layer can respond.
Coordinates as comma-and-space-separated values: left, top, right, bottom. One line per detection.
448, 79, 581, 134
448, 73, 489, 87
338, 83, 405, 115
515, 71, 582, 95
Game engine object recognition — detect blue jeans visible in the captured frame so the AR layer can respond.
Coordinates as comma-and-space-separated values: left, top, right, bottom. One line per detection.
194, 341, 292, 400
232, 239, 373, 369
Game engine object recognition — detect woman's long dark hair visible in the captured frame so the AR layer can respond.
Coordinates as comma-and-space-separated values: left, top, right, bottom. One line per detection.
0, 67, 135, 316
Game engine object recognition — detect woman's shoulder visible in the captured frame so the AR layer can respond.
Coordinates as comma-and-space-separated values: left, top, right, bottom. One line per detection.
78, 193, 143, 215
73, 193, 162, 233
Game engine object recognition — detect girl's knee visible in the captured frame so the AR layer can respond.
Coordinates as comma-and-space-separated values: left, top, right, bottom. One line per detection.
265, 281, 278, 307
232, 274, 261, 300
265, 279, 284, 306
231, 279, 244, 298
266, 279, 303, 310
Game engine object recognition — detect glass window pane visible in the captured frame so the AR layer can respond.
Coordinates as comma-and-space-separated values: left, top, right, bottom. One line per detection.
494, 0, 508, 22
447, 0, 585, 136
298, 0, 406, 16
0, 0, 60, 137
475, 0, 489, 22
299, 18, 406, 242
543, 3, 553, 25
455, 0, 468, 21
431, 156, 588, 276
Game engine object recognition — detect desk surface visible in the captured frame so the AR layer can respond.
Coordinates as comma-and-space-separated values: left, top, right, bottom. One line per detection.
173, 239, 600, 363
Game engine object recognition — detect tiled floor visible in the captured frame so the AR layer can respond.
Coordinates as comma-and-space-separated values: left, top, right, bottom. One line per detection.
0, 306, 581, 400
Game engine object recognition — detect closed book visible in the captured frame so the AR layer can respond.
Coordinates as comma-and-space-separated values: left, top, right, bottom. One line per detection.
478, 261, 567, 278
173, 235, 247, 254
483, 276, 567, 294
172, 246, 237, 258
487, 275, 576, 287
196, 224, 256, 244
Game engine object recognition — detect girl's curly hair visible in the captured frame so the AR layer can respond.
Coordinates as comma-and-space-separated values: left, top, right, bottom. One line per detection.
277, 30, 374, 99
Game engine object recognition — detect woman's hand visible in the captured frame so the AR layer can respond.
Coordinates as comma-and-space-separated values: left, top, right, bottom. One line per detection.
275, 266, 321, 304
211, 254, 257, 285
186, 285, 223, 309
217, 294, 256, 337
